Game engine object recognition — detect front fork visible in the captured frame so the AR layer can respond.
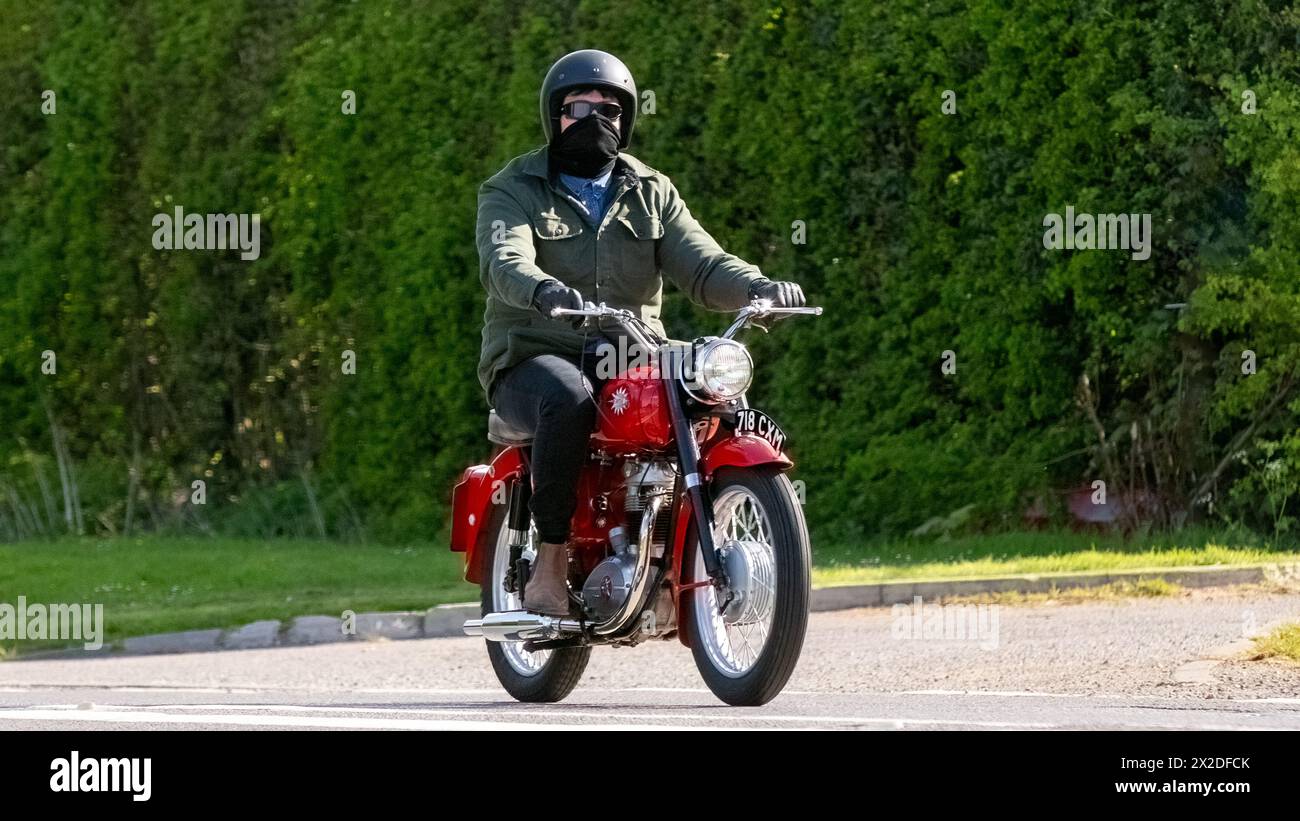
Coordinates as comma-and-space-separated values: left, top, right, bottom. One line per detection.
504, 464, 532, 596
665, 379, 726, 600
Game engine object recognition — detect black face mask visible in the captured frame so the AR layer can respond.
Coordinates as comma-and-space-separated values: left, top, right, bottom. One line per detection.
550, 113, 620, 178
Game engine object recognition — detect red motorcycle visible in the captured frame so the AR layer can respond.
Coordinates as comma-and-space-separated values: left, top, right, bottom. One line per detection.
450, 299, 820, 706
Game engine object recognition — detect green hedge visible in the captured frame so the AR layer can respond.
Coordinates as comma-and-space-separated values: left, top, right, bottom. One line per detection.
1, 0, 1298, 543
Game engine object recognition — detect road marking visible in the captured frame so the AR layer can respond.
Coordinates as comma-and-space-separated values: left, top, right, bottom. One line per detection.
0, 683, 815, 698
894, 689, 1300, 707
5, 701, 1295, 730
4, 703, 1060, 729
0, 704, 1288, 730
6, 684, 1299, 708
897, 689, 1073, 698
612, 686, 820, 695
0, 708, 708, 731
354, 687, 519, 695
0, 684, 267, 694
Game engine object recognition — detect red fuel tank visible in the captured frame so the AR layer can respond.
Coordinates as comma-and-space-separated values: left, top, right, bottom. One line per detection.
592, 366, 673, 450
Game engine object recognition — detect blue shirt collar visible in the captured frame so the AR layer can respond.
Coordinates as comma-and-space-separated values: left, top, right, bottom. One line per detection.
558, 167, 613, 194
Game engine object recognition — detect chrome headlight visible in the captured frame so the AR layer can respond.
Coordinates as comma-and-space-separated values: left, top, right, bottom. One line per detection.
681, 338, 753, 403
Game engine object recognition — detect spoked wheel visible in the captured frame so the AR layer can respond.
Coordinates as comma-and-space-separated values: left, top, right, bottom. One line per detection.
686, 467, 810, 706
479, 496, 590, 703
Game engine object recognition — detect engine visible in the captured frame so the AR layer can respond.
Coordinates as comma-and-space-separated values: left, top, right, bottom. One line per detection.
581, 460, 676, 624
622, 460, 675, 555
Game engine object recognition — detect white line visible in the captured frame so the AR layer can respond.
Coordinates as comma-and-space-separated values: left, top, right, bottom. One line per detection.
599, 687, 713, 694
2, 704, 1290, 731
0, 683, 809, 697
352, 687, 520, 695
895, 690, 1300, 706
598, 686, 821, 695
0, 709, 716, 731
108, 686, 263, 694
6, 685, 1299, 707
896, 689, 1094, 698
3, 703, 1059, 729
0, 684, 271, 695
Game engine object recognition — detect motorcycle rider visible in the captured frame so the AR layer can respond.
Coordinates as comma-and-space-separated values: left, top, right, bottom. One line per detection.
475, 49, 805, 617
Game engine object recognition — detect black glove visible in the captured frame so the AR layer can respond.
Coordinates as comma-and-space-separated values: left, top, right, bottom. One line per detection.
748, 278, 806, 308
533, 281, 584, 319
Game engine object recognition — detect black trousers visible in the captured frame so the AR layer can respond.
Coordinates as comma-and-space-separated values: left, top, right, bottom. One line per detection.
490, 353, 604, 543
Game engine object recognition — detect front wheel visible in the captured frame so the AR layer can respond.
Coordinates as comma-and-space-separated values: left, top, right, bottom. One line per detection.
685, 467, 811, 706
479, 494, 590, 703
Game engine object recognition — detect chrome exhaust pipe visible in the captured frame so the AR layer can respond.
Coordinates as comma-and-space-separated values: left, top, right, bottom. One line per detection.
592, 493, 663, 637
463, 611, 585, 642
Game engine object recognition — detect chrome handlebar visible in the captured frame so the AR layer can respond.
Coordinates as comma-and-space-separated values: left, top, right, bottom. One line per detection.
721, 299, 823, 339
551, 299, 822, 339
549, 303, 636, 321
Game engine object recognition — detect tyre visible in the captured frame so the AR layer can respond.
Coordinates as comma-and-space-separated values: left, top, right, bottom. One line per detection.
685, 466, 811, 706
479, 490, 590, 703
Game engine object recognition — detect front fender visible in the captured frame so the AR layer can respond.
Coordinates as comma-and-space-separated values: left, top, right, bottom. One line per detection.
699, 434, 792, 478
451, 447, 525, 584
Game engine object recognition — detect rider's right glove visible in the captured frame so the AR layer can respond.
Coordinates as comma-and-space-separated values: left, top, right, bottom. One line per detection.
533, 280, 584, 317
748, 278, 806, 308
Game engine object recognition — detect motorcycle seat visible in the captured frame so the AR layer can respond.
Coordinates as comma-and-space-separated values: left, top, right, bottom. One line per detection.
487, 409, 534, 446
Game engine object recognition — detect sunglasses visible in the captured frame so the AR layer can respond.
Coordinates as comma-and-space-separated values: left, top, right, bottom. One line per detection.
560, 100, 623, 120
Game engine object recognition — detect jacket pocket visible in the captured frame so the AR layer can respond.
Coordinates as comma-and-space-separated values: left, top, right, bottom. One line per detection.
533, 218, 585, 279
617, 214, 663, 242
534, 218, 583, 240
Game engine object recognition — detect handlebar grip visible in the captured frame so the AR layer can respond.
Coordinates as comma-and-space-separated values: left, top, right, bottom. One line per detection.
764, 306, 823, 315
550, 301, 614, 318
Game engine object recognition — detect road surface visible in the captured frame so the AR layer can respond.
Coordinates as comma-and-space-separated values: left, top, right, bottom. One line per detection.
2, 586, 1298, 730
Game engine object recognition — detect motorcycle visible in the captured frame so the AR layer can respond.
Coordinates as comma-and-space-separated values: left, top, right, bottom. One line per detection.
450, 298, 821, 706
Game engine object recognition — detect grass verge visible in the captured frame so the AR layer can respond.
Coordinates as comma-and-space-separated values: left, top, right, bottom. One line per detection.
941, 578, 1184, 607
0, 537, 469, 653
812, 528, 1299, 586
1251, 623, 1300, 663
1, 528, 1295, 653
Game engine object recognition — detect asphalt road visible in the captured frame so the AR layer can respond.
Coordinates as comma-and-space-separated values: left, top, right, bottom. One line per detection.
2, 586, 1298, 730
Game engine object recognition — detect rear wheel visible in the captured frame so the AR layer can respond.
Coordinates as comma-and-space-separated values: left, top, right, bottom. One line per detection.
479, 493, 590, 702
685, 467, 810, 706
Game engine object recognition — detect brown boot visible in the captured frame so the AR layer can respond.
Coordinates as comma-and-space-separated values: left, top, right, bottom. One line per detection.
522, 542, 572, 617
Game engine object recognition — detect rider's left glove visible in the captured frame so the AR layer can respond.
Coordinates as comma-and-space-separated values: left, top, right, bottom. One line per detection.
748, 278, 806, 309
533, 280, 585, 323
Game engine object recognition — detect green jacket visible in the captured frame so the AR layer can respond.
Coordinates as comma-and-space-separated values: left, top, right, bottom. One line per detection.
475, 146, 765, 401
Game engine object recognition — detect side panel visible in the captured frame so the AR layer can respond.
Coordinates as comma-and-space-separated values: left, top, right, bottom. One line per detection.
451, 447, 525, 585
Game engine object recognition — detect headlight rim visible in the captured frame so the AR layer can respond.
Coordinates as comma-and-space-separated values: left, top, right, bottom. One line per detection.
679, 337, 753, 404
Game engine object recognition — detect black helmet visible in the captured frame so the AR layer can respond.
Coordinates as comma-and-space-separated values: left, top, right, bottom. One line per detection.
539, 49, 637, 149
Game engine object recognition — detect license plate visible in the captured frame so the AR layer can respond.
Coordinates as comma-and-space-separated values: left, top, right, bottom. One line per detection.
734, 408, 787, 452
